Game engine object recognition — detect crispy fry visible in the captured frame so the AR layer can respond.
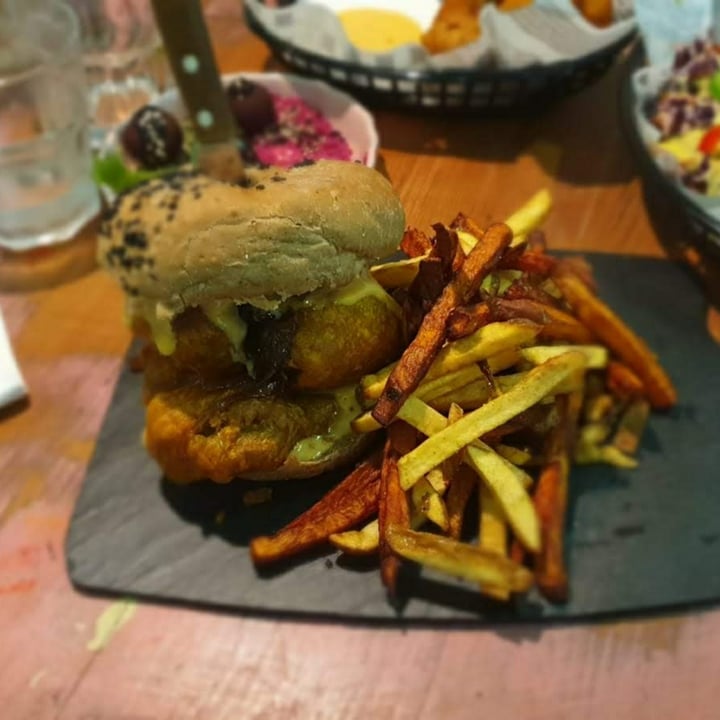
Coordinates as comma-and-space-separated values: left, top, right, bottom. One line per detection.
330, 502, 435, 555
492, 297, 595, 344
428, 379, 492, 412
606, 360, 646, 402
526, 229, 547, 254
428, 368, 582, 413
379, 423, 413, 595
329, 519, 380, 555
478, 483, 510, 601
498, 251, 557, 276
372, 396, 540, 552
415, 364, 487, 403
504, 189, 553, 245
520, 344, 608, 369
584, 392, 615, 424
412, 477, 449, 530
510, 538, 526, 566
479, 404, 556, 444
612, 399, 650, 456
495, 444, 534, 467
465, 441, 540, 552
250, 452, 382, 565
450, 213, 485, 255
552, 269, 677, 409
534, 391, 583, 603
361, 319, 538, 403
447, 465, 476, 540
502, 277, 561, 306
427, 320, 538, 381
575, 442, 638, 468
373, 223, 513, 426
353, 394, 448, 435
446, 302, 493, 340
554, 256, 597, 292
387, 526, 534, 592
400, 227, 432, 258
398, 351, 588, 489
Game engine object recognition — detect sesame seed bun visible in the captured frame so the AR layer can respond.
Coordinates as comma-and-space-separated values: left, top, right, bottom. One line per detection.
98, 160, 405, 312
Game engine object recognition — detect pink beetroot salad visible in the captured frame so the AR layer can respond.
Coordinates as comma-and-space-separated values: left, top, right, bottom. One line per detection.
249, 95, 353, 168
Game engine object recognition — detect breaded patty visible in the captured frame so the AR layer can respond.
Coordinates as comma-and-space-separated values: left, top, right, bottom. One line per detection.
290, 295, 403, 390
145, 386, 336, 483
139, 295, 403, 397
138, 308, 243, 398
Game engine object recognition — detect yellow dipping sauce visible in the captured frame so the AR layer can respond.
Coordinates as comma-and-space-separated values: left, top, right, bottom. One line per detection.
339, 9, 422, 52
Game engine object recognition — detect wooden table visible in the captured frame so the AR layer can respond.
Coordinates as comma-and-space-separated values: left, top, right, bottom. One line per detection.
2, 9, 719, 720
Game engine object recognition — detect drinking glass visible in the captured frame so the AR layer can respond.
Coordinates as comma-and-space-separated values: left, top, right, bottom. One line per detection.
0, 0, 101, 250
68, 0, 161, 141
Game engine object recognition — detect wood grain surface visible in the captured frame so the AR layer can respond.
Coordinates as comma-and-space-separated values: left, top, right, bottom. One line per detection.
1, 7, 719, 720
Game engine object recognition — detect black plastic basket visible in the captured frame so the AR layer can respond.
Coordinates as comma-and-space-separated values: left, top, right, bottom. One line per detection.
245, 2, 635, 114
620, 46, 720, 307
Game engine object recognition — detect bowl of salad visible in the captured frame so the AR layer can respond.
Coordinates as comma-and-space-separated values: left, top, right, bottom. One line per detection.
93, 72, 378, 197
624, 37, 720, 307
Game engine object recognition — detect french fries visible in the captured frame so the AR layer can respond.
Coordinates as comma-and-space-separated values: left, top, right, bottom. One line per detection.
250, 452, 382, 566
379, 423, 413, 595
372, 223, 513, 426
360, 321, 539, 404
398, 351, 588, 489
533, 391, 582, 603
249, 189, 676, 611
478, 484, 510, 601
387, 526, 534, 593
552, 268, 677, 409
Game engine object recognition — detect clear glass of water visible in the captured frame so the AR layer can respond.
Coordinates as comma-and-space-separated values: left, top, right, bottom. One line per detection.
68, 0, 161, 142
0, 1, 101, 251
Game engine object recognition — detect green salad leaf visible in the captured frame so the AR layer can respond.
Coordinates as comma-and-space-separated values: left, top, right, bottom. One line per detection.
92, 153, 180, 195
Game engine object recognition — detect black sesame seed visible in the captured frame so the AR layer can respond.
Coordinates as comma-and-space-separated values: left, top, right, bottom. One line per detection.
271, 175, 286, 182
255, 184, 265, 190
124, 232, 148, 249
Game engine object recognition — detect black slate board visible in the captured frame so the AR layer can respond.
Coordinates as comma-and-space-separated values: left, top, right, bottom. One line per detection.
66, 255, 720, 623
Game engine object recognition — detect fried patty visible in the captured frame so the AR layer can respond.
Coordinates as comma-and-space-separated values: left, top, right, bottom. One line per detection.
145, 385, 337, 483
139, 295, 403, 398
290, 296, 403, 390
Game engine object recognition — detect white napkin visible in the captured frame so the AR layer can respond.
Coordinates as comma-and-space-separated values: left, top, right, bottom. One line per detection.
0, 307, 27, 409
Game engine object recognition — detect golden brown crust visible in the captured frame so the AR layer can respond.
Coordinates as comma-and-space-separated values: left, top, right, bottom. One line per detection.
144, 386, 339, 483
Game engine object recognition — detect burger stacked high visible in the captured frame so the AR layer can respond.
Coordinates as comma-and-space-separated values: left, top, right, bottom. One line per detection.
99, 161, 405, 482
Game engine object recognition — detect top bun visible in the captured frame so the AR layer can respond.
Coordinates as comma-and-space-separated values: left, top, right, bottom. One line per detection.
98, 160, 405, 311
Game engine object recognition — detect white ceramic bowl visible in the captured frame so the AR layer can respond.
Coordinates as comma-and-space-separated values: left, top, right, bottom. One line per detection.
155, 71, 379, 167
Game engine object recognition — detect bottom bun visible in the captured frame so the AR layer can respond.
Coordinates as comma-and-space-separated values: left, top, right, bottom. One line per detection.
237, 432, 375, 482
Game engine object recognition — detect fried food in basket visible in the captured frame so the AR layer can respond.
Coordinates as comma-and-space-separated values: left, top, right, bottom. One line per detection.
572, 0, 614, 28
249, 189, 676, 607
421, 0, 486, 55
421, 1, 615, 56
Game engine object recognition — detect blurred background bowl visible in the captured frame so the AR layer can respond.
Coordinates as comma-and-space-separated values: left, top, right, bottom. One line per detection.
244, 0, 635, 115
621, 43, 720, 308
157, 71, 379, 166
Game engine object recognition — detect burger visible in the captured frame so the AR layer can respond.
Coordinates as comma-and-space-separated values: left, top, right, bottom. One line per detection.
98, 160, 405, 483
